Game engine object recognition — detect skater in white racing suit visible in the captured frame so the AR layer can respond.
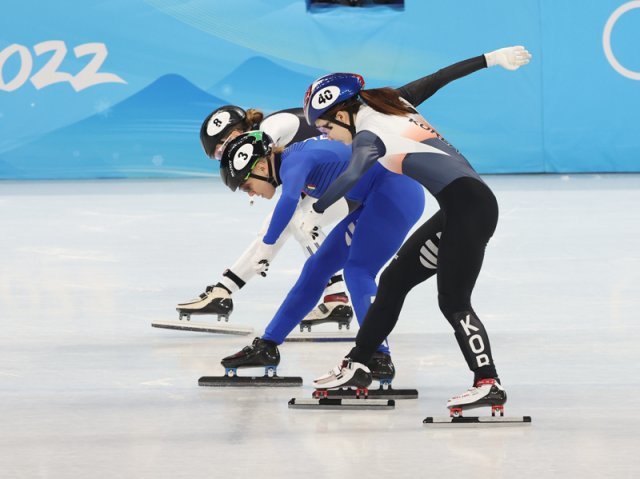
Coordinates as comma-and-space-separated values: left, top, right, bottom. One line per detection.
177, 107, 353, 325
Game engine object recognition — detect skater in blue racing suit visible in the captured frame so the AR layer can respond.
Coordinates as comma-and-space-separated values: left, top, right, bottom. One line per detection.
217, 130, 424, 379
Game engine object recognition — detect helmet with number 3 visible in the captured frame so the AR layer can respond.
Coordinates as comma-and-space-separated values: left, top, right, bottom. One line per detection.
303, 73, 365, 125
200, 105, 248, 160
219, 131, 274, 192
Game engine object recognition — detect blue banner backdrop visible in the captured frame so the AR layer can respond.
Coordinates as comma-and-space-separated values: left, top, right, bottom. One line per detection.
0, 0, 638, 179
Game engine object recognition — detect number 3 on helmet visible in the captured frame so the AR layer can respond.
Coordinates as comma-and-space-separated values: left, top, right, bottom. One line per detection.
219, 131, 274, 192
303, 73, 365, 126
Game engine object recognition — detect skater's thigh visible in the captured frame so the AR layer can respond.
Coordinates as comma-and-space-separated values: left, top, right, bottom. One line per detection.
384, 210, 445, 287
436, 219, 487, 310
347, 195, 419, 275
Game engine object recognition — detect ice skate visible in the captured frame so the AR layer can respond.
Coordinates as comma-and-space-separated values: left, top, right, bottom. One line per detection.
289, 359, 394, 410
424, 379, 531, 426
299, 294, 353, 332
326, 353, 418, 400
313, 358, 372, 391
367, 351, 395, 382
285, 293, 356, 342
152, 286, 252, 335
447, 378, 507, 416
199, 338, 302, 387
176, 285, 233, 321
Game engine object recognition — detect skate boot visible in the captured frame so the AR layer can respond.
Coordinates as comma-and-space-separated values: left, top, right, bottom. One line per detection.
220, 337, 281, 378
366, 352, 396, 385
176, 285, 233, 321
199, 338, 302, 387
289, 359, 393, 409
447, 378, 507, 417
299, 293, 353, 332
312, 358, 372, 398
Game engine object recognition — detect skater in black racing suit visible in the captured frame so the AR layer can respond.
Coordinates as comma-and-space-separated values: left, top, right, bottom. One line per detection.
303, 46, 532, 413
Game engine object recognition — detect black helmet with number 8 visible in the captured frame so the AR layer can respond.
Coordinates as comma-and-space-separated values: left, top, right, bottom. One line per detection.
219, 131, 274, 192
200, 105, 248, 160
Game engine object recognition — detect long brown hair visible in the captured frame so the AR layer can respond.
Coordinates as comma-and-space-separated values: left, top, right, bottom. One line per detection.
323, 87, 414, 119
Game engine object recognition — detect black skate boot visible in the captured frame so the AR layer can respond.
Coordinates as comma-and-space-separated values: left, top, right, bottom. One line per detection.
176, 285, 233, 321
299, 293, 354, 332
366, 352, 396, 383
199, 338, 302, 387
222, 337, 280, 370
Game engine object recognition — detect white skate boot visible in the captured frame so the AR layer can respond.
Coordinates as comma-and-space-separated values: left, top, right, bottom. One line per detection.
152, 286, 252, 335
424, 378, 530, 425
447, 378, 507, 417
288, 360, 393, 409
176, 285, 233, 321
299, 293, 353, 332
313, 359, 372, 392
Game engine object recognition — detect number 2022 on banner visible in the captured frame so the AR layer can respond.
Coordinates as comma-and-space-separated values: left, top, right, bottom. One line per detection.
0, 41, 126, 92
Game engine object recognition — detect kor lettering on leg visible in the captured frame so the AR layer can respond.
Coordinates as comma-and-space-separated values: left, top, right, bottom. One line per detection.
459, 313, 489, 367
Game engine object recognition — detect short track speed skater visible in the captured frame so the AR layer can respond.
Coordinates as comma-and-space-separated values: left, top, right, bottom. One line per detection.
423, 379, 531, 426
199, 337, 302, 387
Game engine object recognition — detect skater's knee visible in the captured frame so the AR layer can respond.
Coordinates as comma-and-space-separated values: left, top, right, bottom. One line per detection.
302, 251, 329, 274
343, 263, 375, 289
378, 261, 413, 294
379, 264, 401, 288
438, 294, 471, 323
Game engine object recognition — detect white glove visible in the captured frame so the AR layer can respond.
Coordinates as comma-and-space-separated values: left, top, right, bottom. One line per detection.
485, 46, 532, 71
251, 241, 276, 277
299, 204, 324, 240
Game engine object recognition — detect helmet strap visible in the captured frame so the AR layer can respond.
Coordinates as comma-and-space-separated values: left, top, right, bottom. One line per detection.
247, 155, 279, 188
324, 111, 357, 138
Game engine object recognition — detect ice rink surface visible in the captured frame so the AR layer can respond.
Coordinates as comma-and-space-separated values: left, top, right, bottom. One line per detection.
1, 174, 639, 478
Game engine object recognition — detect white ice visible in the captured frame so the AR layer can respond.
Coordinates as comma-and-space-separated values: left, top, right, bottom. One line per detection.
1, 174, 639, 478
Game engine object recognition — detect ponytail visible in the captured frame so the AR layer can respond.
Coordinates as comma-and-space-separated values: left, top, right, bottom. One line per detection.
359, 88, 415, 116
245, 108, 265, 129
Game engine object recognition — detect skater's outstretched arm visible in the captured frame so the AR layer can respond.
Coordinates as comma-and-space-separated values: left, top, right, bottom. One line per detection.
396, 46, 532, 107
395, 55, 487, 107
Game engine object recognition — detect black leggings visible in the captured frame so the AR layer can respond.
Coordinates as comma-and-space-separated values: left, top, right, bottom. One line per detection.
349, 177, 499, 381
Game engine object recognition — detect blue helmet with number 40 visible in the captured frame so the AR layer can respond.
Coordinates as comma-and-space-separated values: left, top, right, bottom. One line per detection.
303, 73, 365, 125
